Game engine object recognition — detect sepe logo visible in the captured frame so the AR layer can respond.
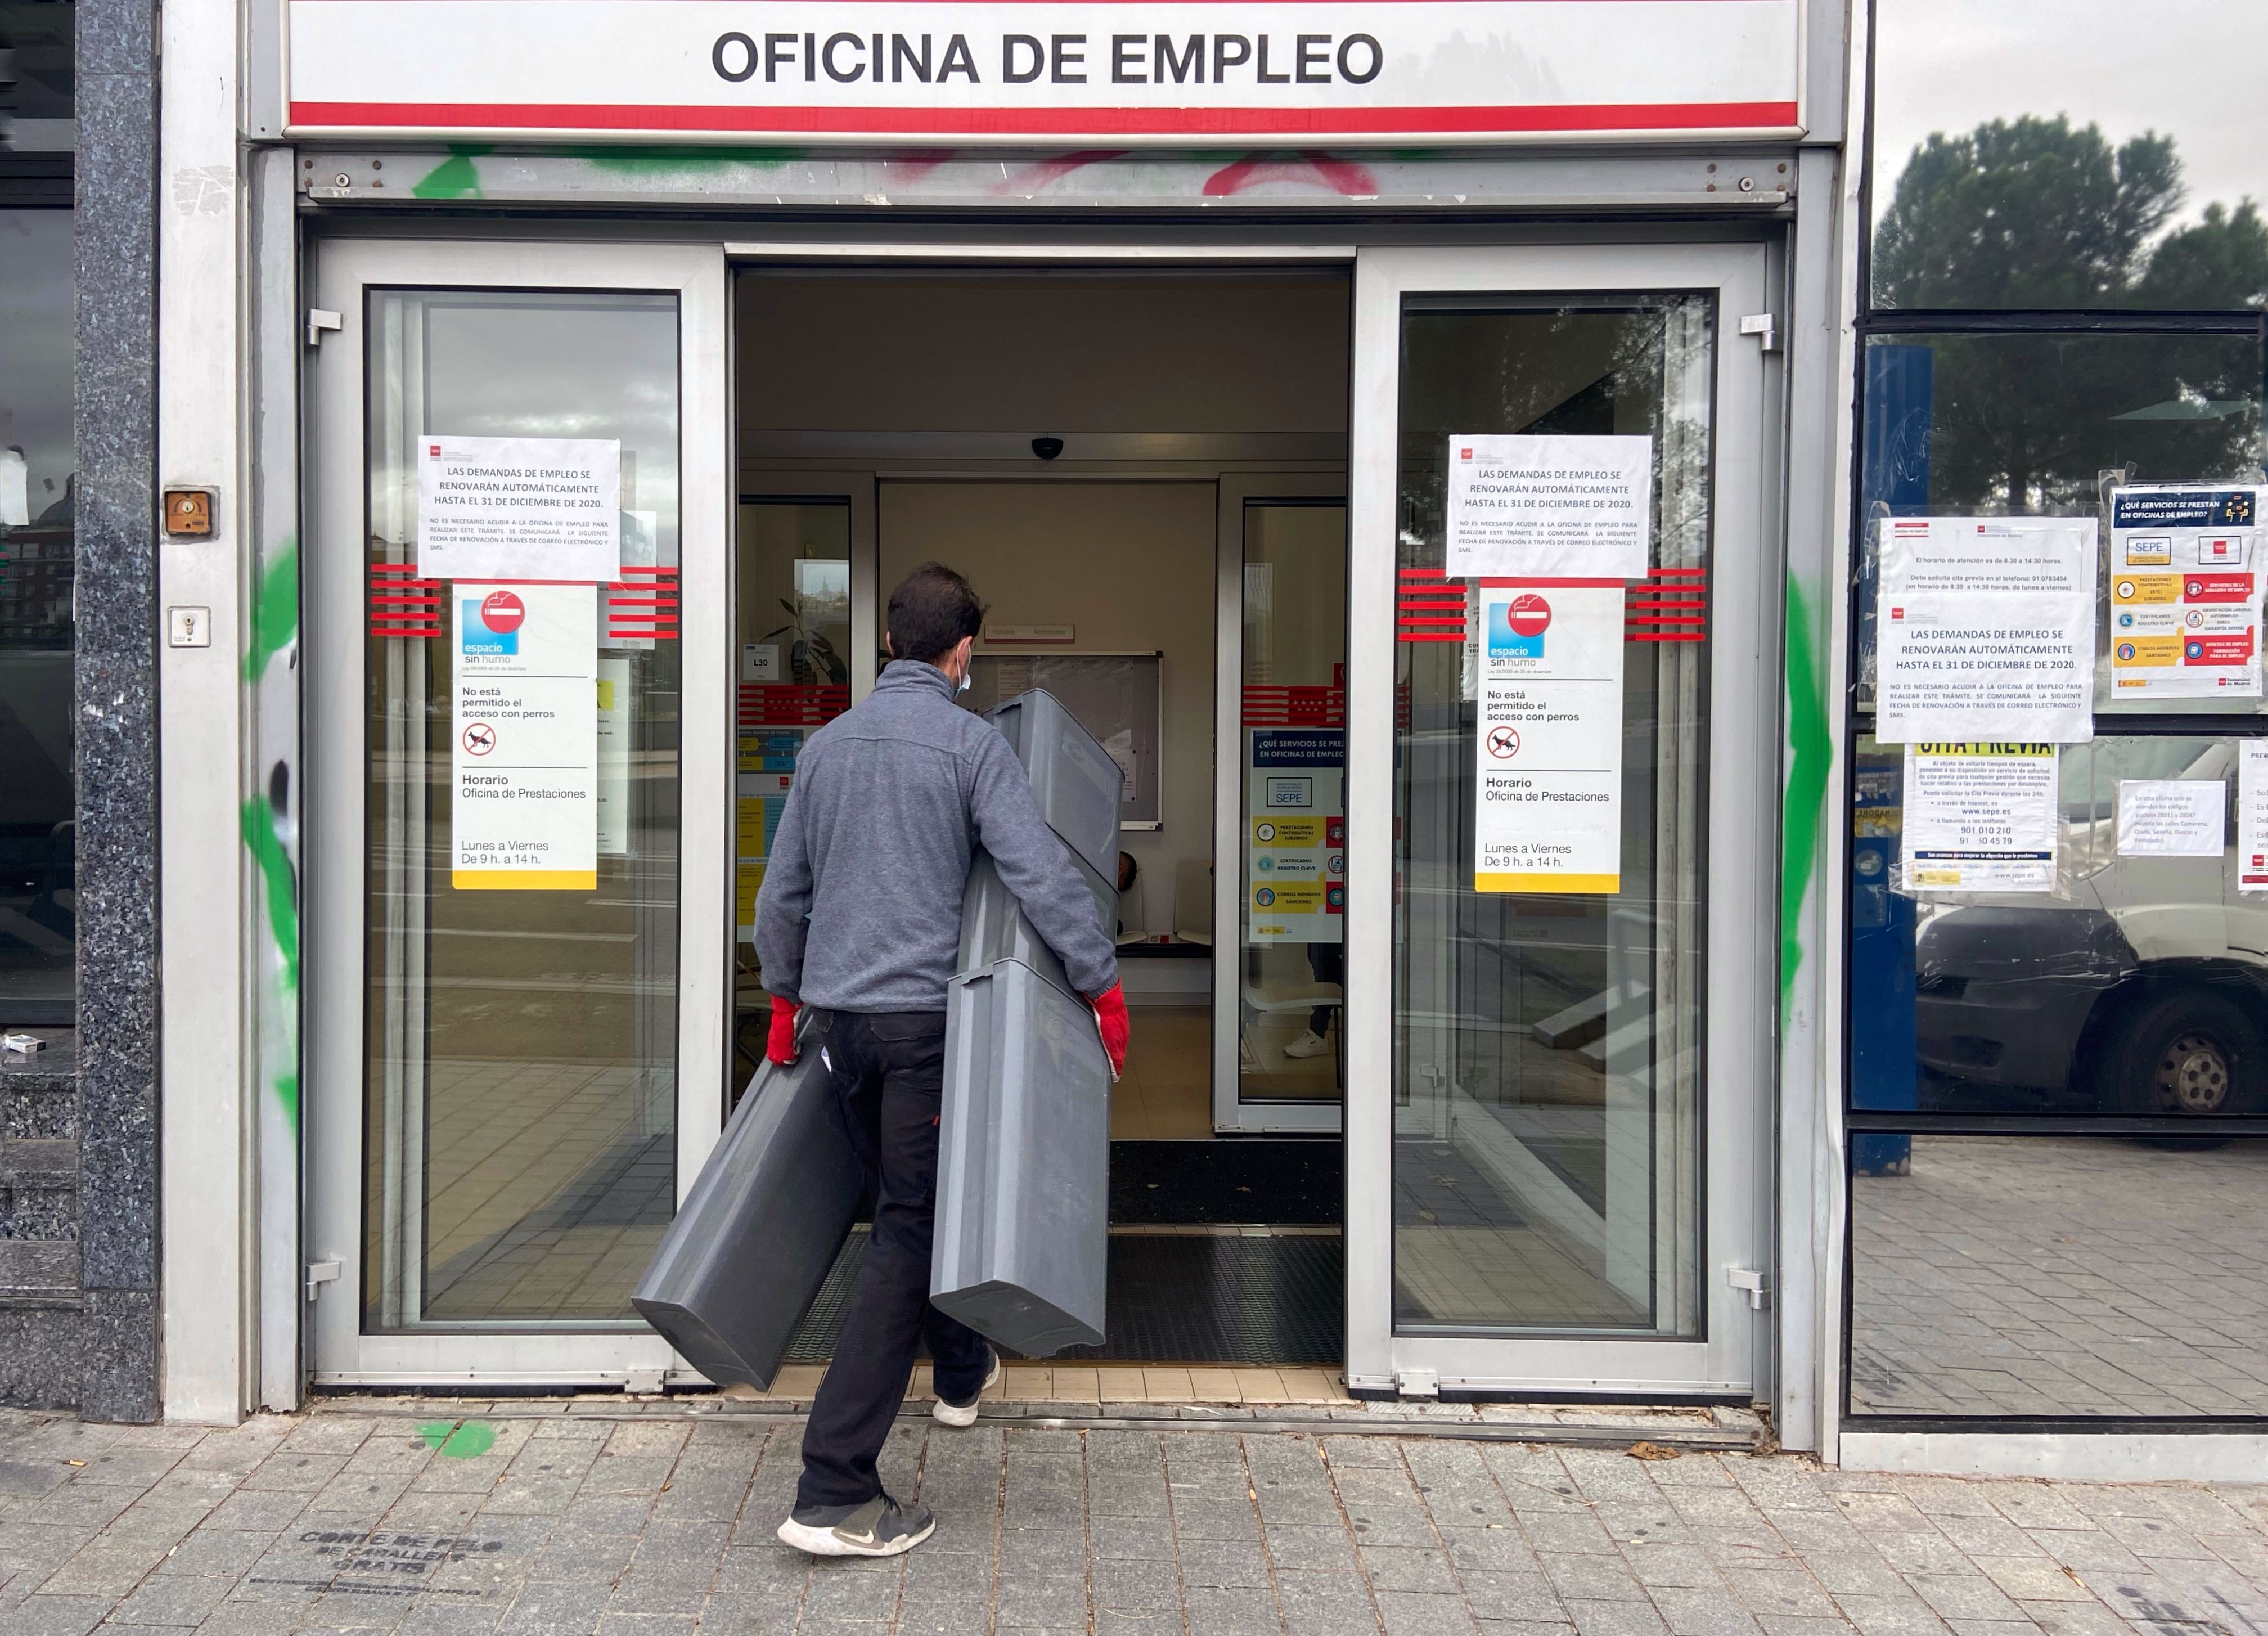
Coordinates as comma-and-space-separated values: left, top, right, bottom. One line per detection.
428, 443, 442, 457
1488, 593, 1552, 658
461, 590, 524, 657
1459, 447, 1474, 461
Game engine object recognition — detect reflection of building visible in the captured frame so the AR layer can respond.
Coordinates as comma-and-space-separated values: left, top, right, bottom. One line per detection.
0, 524, 76, 645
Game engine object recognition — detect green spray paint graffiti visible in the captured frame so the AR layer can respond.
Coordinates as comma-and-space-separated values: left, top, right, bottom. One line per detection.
413, 146, 494, 200
1779, 577, 1834, 1009
246, 540, 303, 1133
241, 798, 300, 1126
418, 1421, 500, 1459
244, 540, 299, 685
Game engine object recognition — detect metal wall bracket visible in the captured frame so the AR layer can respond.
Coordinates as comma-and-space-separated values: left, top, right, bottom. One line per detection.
1727, 1267, 1770, 1309
306, 308, 343, 347
622, 1368, 667, 1396
1738, 313, 1779, 353
305, 1260, 343, 1301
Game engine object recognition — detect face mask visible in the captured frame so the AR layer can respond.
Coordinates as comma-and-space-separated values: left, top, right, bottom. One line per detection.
957, 671, 972, 695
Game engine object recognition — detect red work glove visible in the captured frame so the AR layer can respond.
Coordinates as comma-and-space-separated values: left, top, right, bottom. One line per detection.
1088, 982, 1130, 1081
766, 996, 802, 1066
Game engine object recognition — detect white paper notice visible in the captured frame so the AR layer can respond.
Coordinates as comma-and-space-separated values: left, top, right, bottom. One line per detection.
453, 584, 598, 890
1899, 743, 2058, 893
1875, 515, 2098, 744
1473, 585, 1624, 893
2116, 780, 2226, 859
2107, 484, 2266, 699
1446, 435, 1652, 579
2240, 743, 2268, 892
418, 435, 622, 583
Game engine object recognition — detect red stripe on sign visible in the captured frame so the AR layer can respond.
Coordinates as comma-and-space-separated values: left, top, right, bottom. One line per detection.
289, 100, 1800, 137
368, 563, 442, 637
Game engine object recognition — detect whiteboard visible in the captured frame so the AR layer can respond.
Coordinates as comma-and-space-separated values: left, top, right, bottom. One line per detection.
963, 652, 1163, 829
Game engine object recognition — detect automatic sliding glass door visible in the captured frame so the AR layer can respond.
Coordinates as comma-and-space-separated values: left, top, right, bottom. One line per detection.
308, 241, 727, 1383
1346, 245, 1775, 1397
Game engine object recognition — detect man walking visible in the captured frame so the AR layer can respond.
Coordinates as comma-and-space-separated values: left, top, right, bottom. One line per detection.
754, 562, 1130, 1559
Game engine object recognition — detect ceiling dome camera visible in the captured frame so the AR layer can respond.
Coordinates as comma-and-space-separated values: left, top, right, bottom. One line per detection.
1032, 436, 1065, 461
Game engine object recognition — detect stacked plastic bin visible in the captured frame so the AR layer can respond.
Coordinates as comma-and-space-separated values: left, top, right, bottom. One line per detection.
931, 690, 1122, 1355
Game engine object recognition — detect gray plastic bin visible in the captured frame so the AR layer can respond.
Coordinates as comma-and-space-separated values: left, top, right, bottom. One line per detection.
932, 956, 1112, 1354
958, 848, 1116, 1002
984, 689, 1123, 880
631, 1018, 862, 1390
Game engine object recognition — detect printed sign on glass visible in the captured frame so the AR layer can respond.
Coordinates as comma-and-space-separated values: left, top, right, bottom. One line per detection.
1248, 729, 1343, 943
1446, 435, 1653, 580
2108, 485, 2266, 700
1874, 516, 2097, 744
452, 585, 599, 890
418, 434, 622, 583
1473, 585, 1624, 894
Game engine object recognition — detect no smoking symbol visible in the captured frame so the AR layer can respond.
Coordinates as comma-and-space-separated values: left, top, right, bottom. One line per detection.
1487, 726, 1522, 759
462, 722, 497, 756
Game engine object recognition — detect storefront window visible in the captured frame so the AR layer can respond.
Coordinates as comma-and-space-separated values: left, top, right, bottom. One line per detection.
0, 207, 76, 1025
1850, 1135, 2268, 1417
1855, 1, 2268, 1423
362, 290, 682, 1329
1871, 0, 2268, 311
1390, 294, 1711, 1336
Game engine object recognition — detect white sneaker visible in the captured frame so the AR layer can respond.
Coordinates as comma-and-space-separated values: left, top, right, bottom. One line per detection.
932, 1349, 1001, 1428
1284, 1029, 1331, 1059
776, 1494, 935, 1558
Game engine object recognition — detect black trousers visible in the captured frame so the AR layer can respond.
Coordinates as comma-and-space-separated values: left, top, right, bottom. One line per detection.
795, 1009, 992, 1511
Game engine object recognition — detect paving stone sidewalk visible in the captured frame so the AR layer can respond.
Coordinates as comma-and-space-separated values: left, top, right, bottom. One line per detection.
2, 1403, 2265, 1636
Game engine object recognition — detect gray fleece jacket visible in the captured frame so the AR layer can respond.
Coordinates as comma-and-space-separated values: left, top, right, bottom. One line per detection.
754, 660, 1120, 1012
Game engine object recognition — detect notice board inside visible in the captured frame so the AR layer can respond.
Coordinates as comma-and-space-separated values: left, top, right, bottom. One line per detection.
964, 652, 1162, 829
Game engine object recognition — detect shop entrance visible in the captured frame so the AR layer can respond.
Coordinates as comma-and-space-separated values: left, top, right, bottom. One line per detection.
302, 235, 1776, 1401
729, 269, 1352, 1365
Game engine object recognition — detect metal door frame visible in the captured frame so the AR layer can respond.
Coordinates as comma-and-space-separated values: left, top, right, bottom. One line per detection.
1343, 242, 1778, 1397
1214, 473, 1350, 1135
304, 237, 728, 1386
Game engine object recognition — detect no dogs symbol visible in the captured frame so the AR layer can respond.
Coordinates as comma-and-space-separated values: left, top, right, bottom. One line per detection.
462, 722, 498, 756
1487, 726, 1522, 759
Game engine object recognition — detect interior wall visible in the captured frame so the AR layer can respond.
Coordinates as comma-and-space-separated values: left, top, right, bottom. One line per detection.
737, 274, 1349, 434
879, 481, 1216, 945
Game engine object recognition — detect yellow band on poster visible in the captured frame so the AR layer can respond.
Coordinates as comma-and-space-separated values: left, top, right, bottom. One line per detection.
1474, 871, 1620, 895
452, 869, 599, 891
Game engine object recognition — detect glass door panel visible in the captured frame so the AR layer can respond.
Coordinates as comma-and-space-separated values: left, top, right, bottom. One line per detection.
1347, 245, 1770, 1396
1391, 295, 1712, 1337
1238, 500, 1348, 1104
309, 240, 725, 1385
362, 289, 683, 1329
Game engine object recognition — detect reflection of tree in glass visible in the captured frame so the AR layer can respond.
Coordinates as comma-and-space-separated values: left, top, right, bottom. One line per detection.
1875, 115, 2267, 310
1392, 305, 1704, 569
1872, 115, 2266, 510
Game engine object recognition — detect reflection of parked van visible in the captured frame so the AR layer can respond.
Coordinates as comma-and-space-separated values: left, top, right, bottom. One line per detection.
1914, 739, 2267, 1116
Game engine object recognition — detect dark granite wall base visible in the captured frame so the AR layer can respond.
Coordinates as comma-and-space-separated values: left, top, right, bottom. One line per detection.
14, 0, 169, 1421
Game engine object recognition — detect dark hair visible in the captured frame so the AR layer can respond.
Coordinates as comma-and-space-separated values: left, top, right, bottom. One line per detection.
886, 562, 986, 664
